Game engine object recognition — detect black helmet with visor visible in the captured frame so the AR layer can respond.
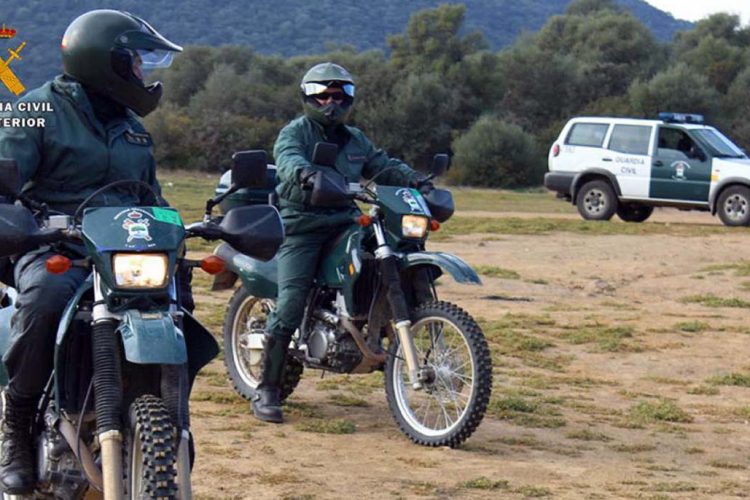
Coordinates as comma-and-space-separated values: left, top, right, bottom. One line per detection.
62, 10, 182, 117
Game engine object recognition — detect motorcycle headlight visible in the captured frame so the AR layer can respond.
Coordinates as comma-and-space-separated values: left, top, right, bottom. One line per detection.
402, 215, 429, 238
112, 253, 169, 289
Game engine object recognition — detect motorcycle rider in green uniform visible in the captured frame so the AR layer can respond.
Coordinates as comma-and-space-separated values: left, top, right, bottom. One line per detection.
252, 62, 429, 423
0, 10, 182, 493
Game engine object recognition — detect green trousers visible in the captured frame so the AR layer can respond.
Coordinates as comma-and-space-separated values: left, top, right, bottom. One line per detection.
266, 223, 355, 340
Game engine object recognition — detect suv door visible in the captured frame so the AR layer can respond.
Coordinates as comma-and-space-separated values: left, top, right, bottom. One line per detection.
605, 124, 652, 198
650, 127, 710, 202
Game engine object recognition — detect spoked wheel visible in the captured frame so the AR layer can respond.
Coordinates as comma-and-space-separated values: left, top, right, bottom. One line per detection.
222, 287, 302, 401
124, 395, 178, 499
384, 301, 492, 447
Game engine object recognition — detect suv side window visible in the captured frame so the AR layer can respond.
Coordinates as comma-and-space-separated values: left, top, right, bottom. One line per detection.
608, 125, 651, 155
566, 123, 609, 147
657, 127, 696, 160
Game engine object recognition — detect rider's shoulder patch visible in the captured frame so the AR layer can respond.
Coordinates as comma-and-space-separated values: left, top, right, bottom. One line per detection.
124, 131, 153, 147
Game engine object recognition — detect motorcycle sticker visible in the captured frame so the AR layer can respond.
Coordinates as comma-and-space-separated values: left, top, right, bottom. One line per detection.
396, 188, 426, 214
123, 218, 152, 242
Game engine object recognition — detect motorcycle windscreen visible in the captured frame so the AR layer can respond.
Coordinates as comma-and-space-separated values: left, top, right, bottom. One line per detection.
81, 206, 185, 251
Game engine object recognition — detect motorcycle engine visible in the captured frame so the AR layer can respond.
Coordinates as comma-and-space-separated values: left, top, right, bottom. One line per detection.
305, 308, 363, 373
36, 413, 88, 499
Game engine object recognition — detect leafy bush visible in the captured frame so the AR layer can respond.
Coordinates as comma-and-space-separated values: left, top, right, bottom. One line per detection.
449, 116, 543, 188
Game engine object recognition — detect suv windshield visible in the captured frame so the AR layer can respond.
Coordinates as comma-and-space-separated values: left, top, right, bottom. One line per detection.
692, 129, 746, 159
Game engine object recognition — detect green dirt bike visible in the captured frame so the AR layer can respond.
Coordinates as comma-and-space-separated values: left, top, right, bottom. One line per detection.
0, 153, 282, 499
215, 143, 493, 447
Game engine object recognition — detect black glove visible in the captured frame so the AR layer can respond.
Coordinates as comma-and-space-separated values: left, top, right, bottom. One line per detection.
298, 167, 317, 188
411, 178, 434, 195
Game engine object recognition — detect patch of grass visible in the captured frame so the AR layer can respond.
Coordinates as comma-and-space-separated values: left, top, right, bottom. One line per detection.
685, 447, 705, 454
629, 400, 693, 425
283, 401, 323, 418
488, 395, 566, 428
561, 325, 638, 352
191, 391, 245, 405
709, 460, 746, 470
650, 482, 698, 493
687, 385, 720, 395
675, 320, 710, 333
644, 376, 690, 386
450, 188, 570, 214
461, 477, 510, 490
610, 443, 657, 453
701, 261, 750, 276
515, 485, 552, 497
258, 472, 300, 486
436, 216, 727, 240
295, 418, 356, 434
565, 429, 611, 442
708, 373, 750, 387
328, 394, 370, 407
681, 294, 750, 308
474, 265, 520, 279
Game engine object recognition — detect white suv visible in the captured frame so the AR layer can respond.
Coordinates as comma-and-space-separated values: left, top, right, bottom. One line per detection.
545, 113, 750, 226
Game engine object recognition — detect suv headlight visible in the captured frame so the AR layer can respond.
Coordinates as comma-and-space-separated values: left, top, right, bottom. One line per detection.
113, 253, 169, 289
402, 215, 429, 238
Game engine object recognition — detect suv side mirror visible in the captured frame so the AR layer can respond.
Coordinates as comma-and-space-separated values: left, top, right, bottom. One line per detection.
0, 159, 21, 199
430, 154, 450, 177
231, 150, 268, 189
312, 142, 338, 168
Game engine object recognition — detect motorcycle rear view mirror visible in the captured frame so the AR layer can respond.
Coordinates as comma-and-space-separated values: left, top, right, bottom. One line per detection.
430, 153, 450, 177
231, 150, 268, 189
219, 205, 284, 262
312, 142, 338, 168
0, 159, 21, 199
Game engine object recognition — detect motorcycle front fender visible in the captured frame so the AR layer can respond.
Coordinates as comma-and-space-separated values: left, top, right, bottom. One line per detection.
214, 242, 278, 298
400, 251, 482, 285
117, 310, 187, 365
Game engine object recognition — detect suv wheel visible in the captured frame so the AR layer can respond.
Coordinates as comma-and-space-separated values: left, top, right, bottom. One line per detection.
717, 186, 750, 226
616, 204, 653, 223
576, 180, 617, 221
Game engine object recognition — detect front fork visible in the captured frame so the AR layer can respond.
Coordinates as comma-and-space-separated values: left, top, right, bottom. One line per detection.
372, 221, 422, 389
91, 273, 124, 500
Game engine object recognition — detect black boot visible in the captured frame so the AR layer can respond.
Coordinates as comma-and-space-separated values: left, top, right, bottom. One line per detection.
251, 335, 288, 423
0, 390, 37, 494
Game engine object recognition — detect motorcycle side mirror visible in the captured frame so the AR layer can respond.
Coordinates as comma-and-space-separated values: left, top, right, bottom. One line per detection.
0, 159, 21, 199
312, 142, 338, 168
231, 150, 268, 189
430, 154, 450, 177
219, 205, 284, 262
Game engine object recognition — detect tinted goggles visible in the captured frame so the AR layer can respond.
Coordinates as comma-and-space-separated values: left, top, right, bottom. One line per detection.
301, 82, 355, 98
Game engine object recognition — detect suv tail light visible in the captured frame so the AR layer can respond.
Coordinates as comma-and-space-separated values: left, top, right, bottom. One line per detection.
552, 144, 561, 157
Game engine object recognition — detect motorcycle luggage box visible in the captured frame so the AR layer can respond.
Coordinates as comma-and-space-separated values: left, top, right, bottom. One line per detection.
216, 165, 278, 213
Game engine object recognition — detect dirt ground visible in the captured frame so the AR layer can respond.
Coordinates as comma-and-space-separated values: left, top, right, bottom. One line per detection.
188, 207, 750, 499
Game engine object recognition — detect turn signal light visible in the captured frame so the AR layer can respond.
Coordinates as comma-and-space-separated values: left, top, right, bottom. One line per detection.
356, 214, 372, 227
200, 255, 225, 275
46, 255, 71, 274
430, 220, 441, 232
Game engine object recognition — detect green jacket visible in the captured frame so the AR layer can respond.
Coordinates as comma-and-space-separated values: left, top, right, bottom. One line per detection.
0, 75, 161, 214
273, 116, 420, 234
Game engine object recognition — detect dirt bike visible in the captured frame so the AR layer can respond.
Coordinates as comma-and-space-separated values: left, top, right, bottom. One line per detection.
215, 143, 493, 447
0, 152, 282, 499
